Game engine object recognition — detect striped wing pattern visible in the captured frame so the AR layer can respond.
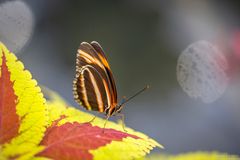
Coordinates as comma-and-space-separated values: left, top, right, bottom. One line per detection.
73, 41, 117, 114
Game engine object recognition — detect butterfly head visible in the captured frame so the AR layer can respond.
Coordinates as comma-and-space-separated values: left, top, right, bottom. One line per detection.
115, 104, 124, 113
105, 103, 124, 116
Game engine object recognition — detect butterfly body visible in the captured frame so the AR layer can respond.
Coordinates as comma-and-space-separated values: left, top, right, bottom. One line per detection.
73, 41, 121, 117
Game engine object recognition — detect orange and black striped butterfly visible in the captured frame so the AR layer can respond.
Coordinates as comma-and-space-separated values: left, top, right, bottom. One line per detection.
73, 41, 148, 128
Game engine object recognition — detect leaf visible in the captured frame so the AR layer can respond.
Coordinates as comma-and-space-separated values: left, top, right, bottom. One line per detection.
38, 121, 139, 160
0, 51, 20, 144
144, 152, 240, 160
36, 88, 163, 160
0, 42, 47, 159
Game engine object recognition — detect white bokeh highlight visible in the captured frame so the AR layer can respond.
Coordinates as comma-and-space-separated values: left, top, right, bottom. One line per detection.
177, 41, 229, 103
0, 0, 34, 53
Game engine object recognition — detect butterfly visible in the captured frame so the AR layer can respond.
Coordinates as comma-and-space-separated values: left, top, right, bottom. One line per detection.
73, 41, 148, 129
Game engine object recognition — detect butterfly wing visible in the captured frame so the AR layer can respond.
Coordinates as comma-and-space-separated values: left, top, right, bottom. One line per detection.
90, 41, 118, 105
73, 42, 117, 113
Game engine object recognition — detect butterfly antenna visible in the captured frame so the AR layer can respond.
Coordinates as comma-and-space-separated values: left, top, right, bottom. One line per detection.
120, 85, 150, 106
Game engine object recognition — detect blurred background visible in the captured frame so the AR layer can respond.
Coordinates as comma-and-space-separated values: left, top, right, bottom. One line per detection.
1, 0, 240, 155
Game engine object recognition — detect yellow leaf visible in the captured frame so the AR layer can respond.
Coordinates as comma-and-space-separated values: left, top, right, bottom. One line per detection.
144, 152, 240, 160
39, 87, 163, 160
0, 42, 48, 159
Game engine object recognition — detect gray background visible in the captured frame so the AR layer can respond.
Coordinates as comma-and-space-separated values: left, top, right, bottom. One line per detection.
2, 0, 240, 155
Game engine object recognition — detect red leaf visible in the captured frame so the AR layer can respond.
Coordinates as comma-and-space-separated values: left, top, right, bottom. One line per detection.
0, 53, 20, 144
38, 120, 139, 160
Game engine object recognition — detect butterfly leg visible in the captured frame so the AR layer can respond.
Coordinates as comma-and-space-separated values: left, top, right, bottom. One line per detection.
116, 113, 127, 132
88, 115, 96, 123
102, 115, 110, 133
